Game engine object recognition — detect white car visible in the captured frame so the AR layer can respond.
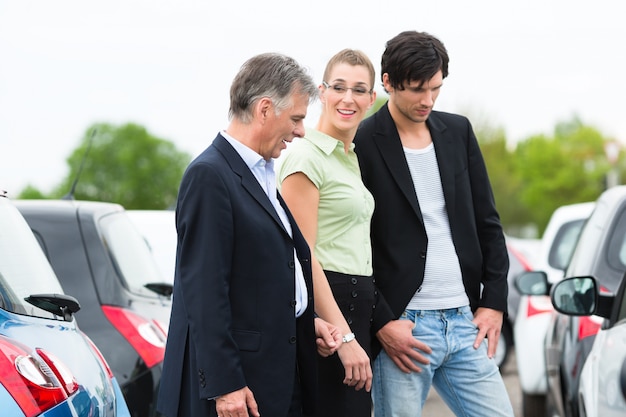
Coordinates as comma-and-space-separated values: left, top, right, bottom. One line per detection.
497, 236, 540, 369
546, 273, 626, 417
513, 202, 595, 417
126, 209, 177, 283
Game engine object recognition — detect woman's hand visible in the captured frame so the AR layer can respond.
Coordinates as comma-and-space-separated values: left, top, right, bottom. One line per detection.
336, 338, 372, 392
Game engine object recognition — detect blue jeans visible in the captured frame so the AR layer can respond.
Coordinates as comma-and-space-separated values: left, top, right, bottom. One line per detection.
372, 307, 514, 417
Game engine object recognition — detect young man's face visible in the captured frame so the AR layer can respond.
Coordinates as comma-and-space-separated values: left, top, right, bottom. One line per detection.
383, 70, 443, 124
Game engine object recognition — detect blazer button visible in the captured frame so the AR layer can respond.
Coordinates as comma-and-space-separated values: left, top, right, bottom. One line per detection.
289, 336, 297, 344
290, 300, 297, 308
351, 290, 358, 298
351, 277, 358, 284
349, 304, 355, 311
288, 261, 295, 268
420, 251, 427, 259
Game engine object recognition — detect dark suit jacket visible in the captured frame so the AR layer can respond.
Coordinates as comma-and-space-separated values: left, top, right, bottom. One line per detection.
354, 104, 509, 357
157, 134, 317, 417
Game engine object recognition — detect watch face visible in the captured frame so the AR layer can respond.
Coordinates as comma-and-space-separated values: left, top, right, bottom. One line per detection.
342, 332, 356, 343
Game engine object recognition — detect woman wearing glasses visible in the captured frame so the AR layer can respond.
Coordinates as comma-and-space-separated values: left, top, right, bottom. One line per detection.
278, 49, 377, 417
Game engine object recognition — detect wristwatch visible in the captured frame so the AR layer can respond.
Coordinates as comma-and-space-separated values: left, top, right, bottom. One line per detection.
342, 332, 356, 343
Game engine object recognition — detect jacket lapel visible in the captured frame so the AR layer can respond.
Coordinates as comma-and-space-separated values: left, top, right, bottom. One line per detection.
213, 135, 288, 234
427, 113, 456, 219
372, 106, 458, 225
372, 106, 423, 223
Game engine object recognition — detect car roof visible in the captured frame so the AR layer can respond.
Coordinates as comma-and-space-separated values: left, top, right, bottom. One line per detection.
14, 199, 124, 217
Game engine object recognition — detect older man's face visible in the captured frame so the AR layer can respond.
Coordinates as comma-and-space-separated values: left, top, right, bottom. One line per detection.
259, 92, 309, 160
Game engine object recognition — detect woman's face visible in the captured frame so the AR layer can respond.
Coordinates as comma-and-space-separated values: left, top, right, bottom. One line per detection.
318, 63, 376, 140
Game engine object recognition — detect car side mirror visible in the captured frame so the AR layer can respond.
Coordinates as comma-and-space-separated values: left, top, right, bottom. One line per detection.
515, 271, 549, 296
24, 293, 81, 321
550, 276, 597, 316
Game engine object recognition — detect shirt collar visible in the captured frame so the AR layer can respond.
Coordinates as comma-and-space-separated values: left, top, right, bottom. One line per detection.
221, 130, 271, 170
305, 128, 354, 156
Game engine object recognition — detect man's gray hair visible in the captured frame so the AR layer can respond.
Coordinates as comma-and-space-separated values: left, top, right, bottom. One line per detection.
229, 53, 318, 123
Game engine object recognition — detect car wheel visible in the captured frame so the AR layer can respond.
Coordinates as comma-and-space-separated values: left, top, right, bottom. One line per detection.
495, 321, 513, 369
522, 393, 547, 417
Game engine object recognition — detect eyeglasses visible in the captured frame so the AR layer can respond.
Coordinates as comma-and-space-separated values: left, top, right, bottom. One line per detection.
322, 81, 372, 97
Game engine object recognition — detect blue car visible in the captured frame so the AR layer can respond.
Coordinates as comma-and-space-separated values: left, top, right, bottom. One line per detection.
0, 190, 131, 417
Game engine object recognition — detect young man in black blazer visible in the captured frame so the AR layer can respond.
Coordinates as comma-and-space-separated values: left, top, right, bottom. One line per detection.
354, 31, 514, 416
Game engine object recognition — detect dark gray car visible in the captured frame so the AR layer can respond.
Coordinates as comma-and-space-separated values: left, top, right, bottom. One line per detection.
15, 199, 172, 417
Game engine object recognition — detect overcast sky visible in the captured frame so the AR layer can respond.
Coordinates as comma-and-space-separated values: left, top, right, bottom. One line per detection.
1, 0, 625, 196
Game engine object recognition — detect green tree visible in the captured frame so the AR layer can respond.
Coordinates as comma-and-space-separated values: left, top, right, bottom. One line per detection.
475, 123, 530, 235
17, 184, 47, 199
513, 117, 609, 234
51, 123, 191, 209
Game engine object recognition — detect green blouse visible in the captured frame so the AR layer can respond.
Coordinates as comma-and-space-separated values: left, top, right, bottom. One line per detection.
277, 128, 374, 276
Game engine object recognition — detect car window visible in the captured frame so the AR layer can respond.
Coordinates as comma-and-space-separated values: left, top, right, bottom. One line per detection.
566, 201, 610, 279
607, 207, 626, 273
547, 219, 586, 271
0, 202, 65, 319
98, 212, 166, 296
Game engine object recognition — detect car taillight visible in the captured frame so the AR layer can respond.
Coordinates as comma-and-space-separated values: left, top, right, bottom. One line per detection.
35, 349, 79, 396
577, 285, 610, 341
152, 319, 169, 337
101, 305, 167, 368
525, 295, 554, 318
507, 244, 534, 271
0, 336, 76, 417
578, 315, 603, 340
82, 332, 114, 379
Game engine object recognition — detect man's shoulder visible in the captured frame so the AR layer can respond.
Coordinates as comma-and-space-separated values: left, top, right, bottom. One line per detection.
357, 114, 376, 133
355, 107, 389, 142
429, 110, 471, 129
182, 138, 234, 182
189, 143, 222, 168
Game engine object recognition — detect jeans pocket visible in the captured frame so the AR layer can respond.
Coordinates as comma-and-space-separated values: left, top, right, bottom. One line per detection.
459, 307, 479, 330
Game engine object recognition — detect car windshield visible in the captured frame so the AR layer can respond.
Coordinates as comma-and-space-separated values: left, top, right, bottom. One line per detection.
0, 200, 65, 319
98, 212, 166, 296
607, 207, 626, 275
547, 219, 586, 271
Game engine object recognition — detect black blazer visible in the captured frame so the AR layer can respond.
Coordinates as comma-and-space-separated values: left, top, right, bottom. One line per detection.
354, 104, 509, 355
157, 134, 317, 417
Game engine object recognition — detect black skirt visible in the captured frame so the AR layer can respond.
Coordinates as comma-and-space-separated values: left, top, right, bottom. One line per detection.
311, 270, 376, 417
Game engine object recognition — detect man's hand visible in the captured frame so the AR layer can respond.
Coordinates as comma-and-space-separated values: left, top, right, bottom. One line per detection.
472, 307, 504, 358
215, 386, 259, 417
314, 317, 342, 357
377, 319, 431, 373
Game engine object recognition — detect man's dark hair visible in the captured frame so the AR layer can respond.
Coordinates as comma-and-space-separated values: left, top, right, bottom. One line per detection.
381, 30, 449, 91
